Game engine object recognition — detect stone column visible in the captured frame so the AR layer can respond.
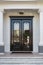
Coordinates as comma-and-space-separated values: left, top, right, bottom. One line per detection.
0, 9, 4, 53
39, 9, 43, 53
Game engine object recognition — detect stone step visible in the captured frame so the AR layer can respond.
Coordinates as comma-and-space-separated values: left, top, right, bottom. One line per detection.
0, 57, 43, 65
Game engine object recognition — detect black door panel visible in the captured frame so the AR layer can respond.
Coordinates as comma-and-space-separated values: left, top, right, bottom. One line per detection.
10, 16, 33, 52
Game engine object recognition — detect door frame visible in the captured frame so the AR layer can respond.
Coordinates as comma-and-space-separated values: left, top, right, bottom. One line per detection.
10, 16, 33, 52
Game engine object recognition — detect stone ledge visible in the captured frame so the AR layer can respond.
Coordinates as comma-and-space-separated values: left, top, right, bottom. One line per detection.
0, 57, 43, 64
0, 0, 37, 1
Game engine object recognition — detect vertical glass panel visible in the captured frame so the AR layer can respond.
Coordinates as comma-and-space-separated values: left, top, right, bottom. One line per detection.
23, 22, 30, 47
14, 23, 19, 30
14, 23, 19, 42
24, 23, 29, 30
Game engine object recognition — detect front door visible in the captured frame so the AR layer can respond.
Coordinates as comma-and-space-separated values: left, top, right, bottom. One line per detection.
10, 16, 33, 52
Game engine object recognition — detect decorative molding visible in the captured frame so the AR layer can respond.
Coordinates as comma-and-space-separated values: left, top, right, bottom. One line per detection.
1, 0, 43, 2
0, 9, 4, 13
0, 0, 37, 1
0, 42, 4, 46
0, 53, 4, 55
39, 53, 43, 54
39, 45, 43, 46
39, 42, 43, 45
38, 9, 43, 13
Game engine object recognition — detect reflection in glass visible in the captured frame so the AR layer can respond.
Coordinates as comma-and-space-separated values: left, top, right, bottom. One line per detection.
27, 36, 29, 44
23, 23, 30, 47
14, 23, 19, 42
24, 23, 29, 30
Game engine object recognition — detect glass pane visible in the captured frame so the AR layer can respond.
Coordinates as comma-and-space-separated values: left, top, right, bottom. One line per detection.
24, 23, 29, 30
14, 23, 19, 30
23, 22, 30, 48
14, 23, 19, 42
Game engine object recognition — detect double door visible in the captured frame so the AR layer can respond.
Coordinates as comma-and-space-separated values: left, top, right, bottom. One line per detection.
10, 17, 33, 52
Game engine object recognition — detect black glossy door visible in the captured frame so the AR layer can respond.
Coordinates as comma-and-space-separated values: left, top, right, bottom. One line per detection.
10, 17, 33, 52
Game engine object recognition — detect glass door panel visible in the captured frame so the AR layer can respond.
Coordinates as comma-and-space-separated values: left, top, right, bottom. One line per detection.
14, 23, 19, 42
11, 20, 21, 51
10, 18, 33, 52
22, 20, 31, 51
23, 22, 30, 45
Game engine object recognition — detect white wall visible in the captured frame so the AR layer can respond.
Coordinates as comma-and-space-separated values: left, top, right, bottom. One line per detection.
4, 13, 10, 52
33, 13, 40, 52
3, 10, 40, 53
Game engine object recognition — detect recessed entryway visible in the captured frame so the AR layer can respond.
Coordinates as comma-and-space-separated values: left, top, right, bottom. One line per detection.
10, 16, 33, 52
4, 9, 39, 53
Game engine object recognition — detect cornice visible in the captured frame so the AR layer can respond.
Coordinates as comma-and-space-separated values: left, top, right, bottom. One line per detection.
0, 0, 38, 2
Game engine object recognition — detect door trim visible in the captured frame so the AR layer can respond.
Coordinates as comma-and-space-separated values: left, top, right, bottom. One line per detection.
10, 16, 33, 52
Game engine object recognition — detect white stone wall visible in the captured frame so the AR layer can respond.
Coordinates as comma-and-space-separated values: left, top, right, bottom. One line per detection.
3, 10, 40, 53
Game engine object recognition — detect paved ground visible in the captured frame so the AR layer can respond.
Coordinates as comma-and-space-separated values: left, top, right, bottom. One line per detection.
0, 53, 43, 58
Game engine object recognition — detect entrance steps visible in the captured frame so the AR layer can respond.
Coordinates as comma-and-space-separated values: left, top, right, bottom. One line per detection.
0, 53, 43, 65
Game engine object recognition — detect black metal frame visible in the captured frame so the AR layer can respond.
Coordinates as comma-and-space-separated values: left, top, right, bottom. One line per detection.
10, 16, 33, 52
